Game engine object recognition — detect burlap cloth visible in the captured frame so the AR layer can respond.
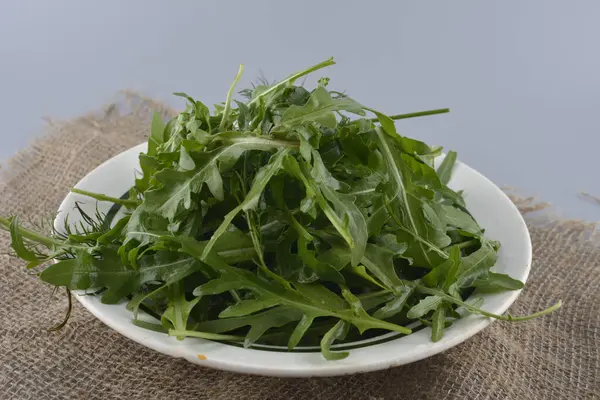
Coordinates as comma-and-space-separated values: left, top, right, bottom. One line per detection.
0, 94, 598, 400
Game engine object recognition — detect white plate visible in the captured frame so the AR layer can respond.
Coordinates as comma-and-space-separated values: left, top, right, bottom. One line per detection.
55, 143, 531, 377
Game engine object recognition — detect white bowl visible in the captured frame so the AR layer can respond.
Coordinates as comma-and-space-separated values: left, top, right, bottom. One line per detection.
55, 143, 531, 377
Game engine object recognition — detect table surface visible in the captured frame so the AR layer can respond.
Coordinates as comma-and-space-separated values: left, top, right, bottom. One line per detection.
1, 0, 598, 220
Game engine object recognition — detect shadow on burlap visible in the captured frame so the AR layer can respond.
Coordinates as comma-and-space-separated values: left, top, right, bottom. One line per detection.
0, 94, 597, 400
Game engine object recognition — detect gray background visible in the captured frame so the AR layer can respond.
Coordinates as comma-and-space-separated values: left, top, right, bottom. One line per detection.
1, 0, 598, 219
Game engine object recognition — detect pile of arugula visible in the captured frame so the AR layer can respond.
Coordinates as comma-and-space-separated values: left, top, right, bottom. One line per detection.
0, 58, 560, 360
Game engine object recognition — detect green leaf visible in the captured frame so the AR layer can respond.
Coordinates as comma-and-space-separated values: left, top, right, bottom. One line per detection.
472, 272, 524, 293
361, 243, 405, 293
9, 217, 41, 267
431, 304, 446, 342
97, 216, 130, 245
437, 151, 457, 186
297, 236, 345, 284
350, 264, 386, 290
40, 248, 135, 303
438, 204, 481, 235
294, 282, 348, 310
135, 153, 164, 193
274, 230, 306, 281
198, 306, 303, 347
219, 297, 281, 318
310, 149, 341, 190
288, 314, 314, 350
162, 281, 201, 339
321, 320, 350, 360
373, 284, 415, 319
374, 126, 448, 267
317, 245, 351, 271
422, 246, 461, 290
366, 196, 390, 236
407, 295, 442, 319
457, 241, 499, 287
148, 112, 165, 156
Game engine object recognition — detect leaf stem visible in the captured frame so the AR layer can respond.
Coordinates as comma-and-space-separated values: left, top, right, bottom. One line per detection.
248, 57, 336, 105
417, 285, 562, 321
370, 108, 449, 122
220, 64, 245, 130
71, 188, 139, 207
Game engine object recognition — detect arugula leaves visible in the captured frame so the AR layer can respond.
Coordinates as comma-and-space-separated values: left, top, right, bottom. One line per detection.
0, 57, 560, 361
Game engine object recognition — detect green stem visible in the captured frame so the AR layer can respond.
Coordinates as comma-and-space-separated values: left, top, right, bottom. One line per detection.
417, 285, 562, 321
0, 215, 63, 248
219, 64, 245, 130
370, 108, 450, 122
71, 188, 139, 207
168, 329, 244, 341
248, 57, 335, 105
